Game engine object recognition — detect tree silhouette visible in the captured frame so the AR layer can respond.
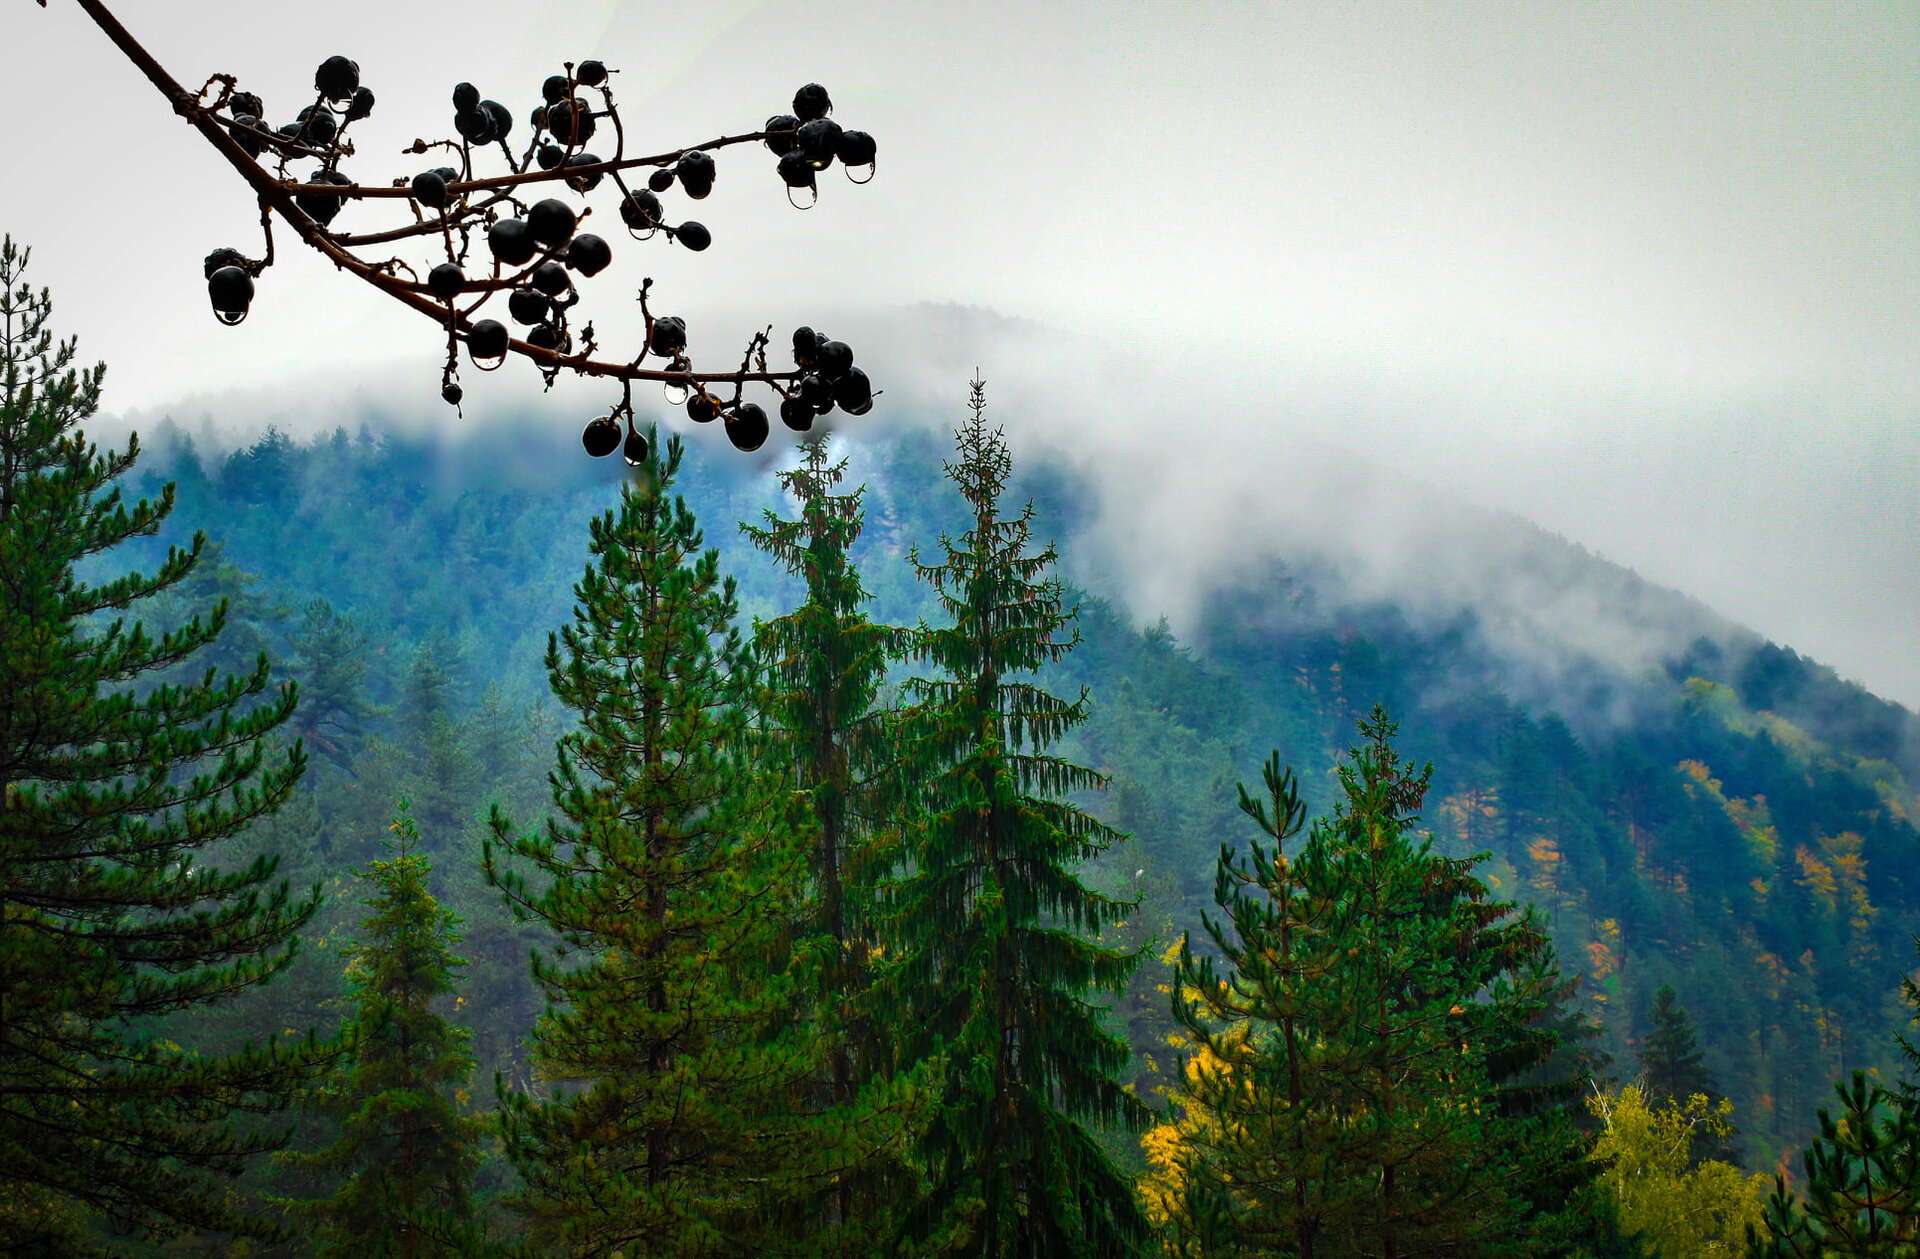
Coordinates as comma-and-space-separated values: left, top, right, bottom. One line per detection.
40, 0, 882, 455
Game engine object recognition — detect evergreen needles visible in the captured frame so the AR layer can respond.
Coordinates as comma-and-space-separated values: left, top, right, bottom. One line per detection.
0, 234, 334, 1254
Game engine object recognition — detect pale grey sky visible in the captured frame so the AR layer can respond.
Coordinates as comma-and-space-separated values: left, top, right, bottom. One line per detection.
5, 1, 1917, 705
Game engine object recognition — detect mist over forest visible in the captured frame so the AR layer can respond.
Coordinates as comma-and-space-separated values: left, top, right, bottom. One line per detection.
7, 0, 1917, 1250
37, 392, 1912, 1252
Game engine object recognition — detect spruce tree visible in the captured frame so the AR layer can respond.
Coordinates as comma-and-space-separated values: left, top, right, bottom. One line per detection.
1640, 984, 1717, 1105
0, 235, 330, 1253
483, 430, 825, 1255
885, 379, 1149, 1256
274, 803, 485, 1256
1640, 983, 1741, 1166
741, 435, 924, 1251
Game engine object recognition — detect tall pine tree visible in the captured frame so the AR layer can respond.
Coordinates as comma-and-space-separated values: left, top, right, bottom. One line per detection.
274, 803, 485, 1256
885, 379, 1149, 1256
483, 431, 828, 1256
741, 435, 924, 1252
0, 236, 331, 1253
1157, 711, 1599, 1258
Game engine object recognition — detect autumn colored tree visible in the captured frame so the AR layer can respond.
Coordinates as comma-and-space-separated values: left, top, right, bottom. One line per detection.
1588, 1085, 1765, 1257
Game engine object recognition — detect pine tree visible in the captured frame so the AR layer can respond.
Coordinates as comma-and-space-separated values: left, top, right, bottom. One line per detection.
1154, 751, 1352, 1257
886, 379, 1149, 1256
1746, 1071, 1920, 1257
1156, 711, 1597, 1258
483, 430, 825, 1255
287, 596, 382, 768
275, 803, 485, 1257
741, 435, 924, 1251
0, 235, 331, 1253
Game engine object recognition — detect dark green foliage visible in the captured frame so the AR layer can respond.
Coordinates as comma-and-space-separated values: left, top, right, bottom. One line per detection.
1746, 1071, 1919, 1256
286, 597, 382, 767
483, 431, 829, 1255
885, 380, 1149, 1255
1638, 983, 1742, 1166
741, 435, 925, 1249
0, 236, 331, 1253
274, 804, 486, 1256
58, 385, 1920, 1228
1165, 711, 1599, 1257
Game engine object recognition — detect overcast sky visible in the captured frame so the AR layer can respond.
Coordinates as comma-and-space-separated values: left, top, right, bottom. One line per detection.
5, 2, 1917, 706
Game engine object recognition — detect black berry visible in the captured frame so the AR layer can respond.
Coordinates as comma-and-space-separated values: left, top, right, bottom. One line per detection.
815, 339, 853, 379
203, 247, 248, 280
295, 170, 352, 225
648, 167, 675, 192
798, 117, 841, 168
345, 87, 375, 122
566, 233, 612, 276
780, 396, 814, 431
562, 152, 604, 192
619, 189, 662, 231
527, 198, 578, 247
410, 169, 449, 208
836, 130, 876, 167
833, 366, 873, 415
482, 100, 513, 142
777, 149, 817, 189
207, 266, 253, 323
674, 221, 710, 252
542, 75, 569, 105
726, 402, 770, 451
508, 288, 551, 325
467, 318, 509, 364
545, 97, 595, 146
577, 60, 607, 86
763, 114, 799, 155
428, 262, 465, 301
487, 218, 538, 265
793, 83, 831, 121
649, 315, 687, 357
622, 427, 649, 466
315, 56, 359, 102
530, 260, 572, 296
676, 150, 716, 199
452, 82, 480, 112
686, 392, 719, 422
582, 415, 621, 456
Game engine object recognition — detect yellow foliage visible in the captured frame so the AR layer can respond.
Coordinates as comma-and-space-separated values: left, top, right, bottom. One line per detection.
1587, 1085, 1767, 1257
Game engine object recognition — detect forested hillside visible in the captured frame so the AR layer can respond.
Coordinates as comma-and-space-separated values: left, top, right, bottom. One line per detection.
118, 411, 1920, 1183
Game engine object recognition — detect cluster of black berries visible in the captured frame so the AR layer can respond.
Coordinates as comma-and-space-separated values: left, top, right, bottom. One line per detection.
580, 409, 651, 465
206, 56, 380, 321
764, 83, 876, 201
784, 327, 872, 425
196, 46, 879, 455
